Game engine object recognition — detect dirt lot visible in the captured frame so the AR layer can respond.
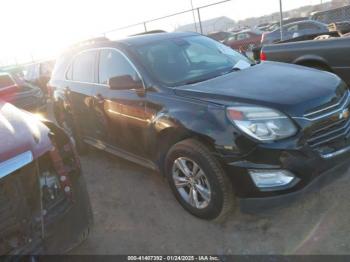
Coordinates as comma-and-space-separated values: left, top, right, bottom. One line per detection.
70, 147, 350, 255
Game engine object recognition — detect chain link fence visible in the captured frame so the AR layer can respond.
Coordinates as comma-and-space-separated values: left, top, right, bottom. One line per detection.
2, 0, 350, 67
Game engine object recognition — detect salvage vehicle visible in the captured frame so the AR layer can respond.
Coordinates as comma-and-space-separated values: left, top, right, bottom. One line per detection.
0, 101, 92, 254
223, 29, 262, 51
261, 20, 328, 45
0, 72, 46, 112
260, 34, 350, 85
24, 60, 55, 96
50, 32, 350, 220
207, 31, 233, 42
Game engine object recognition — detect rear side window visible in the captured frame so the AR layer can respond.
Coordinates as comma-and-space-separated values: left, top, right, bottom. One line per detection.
299, 23, 319, 30
72, 50, 97, 83
286, 25, 299, 32
99, 49, 139, 85
0, 75, 15, 89
237, 33, 249, 40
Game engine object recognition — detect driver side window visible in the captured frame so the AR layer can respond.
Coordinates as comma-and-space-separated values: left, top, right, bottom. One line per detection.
99, 49, 139, 85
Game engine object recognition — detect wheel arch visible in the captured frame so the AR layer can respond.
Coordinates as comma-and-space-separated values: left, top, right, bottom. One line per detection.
154, 126, 216, 175
293, 55, 333, 72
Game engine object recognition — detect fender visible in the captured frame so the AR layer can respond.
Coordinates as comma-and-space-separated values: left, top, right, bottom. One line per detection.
293, 54, 331, 69
150, 103, 253, 168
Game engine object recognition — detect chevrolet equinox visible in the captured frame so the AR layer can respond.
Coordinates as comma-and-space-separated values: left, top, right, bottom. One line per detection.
49, 32, 350, 220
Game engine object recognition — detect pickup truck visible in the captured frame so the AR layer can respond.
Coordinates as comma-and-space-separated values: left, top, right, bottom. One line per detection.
260, 36, 350, 85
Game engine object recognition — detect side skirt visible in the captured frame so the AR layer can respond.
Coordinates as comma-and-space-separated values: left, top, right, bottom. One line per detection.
83, 137, 159, 172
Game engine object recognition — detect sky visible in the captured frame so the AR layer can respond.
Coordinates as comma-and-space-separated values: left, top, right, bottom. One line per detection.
0, 0, 327, 65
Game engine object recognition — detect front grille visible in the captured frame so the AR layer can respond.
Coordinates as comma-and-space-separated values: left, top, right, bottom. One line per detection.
305, 90, 350, 152
304, 90, 349, 120
307, 117, 350, 148
0, 163, 42, 254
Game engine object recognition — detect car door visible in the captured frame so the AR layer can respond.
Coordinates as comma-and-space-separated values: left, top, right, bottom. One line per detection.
92, 48, 149, 157
65, 50, 98, 138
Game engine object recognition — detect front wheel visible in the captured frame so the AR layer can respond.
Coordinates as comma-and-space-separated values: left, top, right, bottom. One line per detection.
165, 139, 235, 221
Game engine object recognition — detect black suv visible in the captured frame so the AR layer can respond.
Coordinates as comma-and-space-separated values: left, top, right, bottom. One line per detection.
50, 32, 350, 220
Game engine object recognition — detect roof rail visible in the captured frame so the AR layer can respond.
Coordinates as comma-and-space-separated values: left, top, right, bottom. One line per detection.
69, 37, 110, 49
130, 30, 166, 36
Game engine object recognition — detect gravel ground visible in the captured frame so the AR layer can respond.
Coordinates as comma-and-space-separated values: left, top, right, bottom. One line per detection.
70, 147, 350, 255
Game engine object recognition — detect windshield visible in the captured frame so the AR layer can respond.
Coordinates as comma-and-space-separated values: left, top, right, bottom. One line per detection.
134, 35, 253, 86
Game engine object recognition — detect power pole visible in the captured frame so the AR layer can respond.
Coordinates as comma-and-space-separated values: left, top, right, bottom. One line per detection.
190, 0, 198, 32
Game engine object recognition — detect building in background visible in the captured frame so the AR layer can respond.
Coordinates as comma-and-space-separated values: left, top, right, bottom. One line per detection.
175, 16, 235, 34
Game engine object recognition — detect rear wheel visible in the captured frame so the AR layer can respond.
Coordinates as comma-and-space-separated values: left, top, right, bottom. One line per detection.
165, 139, 235, 221
55, 106, 88, 155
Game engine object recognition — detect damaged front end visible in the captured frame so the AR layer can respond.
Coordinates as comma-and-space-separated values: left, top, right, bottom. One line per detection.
0, 120, 92, 255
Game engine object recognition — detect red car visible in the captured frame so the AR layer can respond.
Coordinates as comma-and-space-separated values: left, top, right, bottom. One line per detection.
223, 30, 262, 51
0, 100, 92, 254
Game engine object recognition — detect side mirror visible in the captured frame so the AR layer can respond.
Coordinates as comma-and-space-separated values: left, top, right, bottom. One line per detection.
108, 75, 143, 90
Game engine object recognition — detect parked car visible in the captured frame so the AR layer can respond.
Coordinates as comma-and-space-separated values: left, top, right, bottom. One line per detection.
223, 29, 262, 51
0, 101, 92, 254
24, 60, 55, 96
0, 72, 46, 112
311, 4, 350, 24
207, 31, 233, 42
262, 17, 310, 32
50, 32, 350, 220
260, 36, 350, 85
261, 20, 329, 45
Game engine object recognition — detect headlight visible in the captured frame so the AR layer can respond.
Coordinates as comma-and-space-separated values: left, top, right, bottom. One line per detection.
226, 106, 297, 141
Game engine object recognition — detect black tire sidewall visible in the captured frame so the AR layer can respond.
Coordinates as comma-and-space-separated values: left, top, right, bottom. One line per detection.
165, 143, 226, 220
58, 109, 87, 154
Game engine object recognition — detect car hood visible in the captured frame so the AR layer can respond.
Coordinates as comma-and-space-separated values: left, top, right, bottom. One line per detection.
0, 101, 52, 164
173, 61, 346, 117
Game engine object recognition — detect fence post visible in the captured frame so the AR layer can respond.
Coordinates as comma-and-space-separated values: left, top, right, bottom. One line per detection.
143, 22, 147, 32
197, 8, 203, 34
190, 0, 198, 32
279, 0, 283, 41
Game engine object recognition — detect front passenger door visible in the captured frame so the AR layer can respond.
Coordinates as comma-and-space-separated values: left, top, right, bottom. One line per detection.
91, 48, 149, 157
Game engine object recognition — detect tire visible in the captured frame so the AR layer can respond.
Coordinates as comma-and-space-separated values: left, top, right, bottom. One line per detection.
56, 106, 88, 155
165, 139, 235, 221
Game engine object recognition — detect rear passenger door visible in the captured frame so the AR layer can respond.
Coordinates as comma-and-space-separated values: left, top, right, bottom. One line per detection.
66, 50, 98, 138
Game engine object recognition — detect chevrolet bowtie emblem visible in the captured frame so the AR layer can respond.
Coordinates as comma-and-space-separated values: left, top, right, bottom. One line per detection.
339, 109, 350, 120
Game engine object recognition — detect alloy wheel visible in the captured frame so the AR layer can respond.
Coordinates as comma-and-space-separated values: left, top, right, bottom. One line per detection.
172, 157, 211, 209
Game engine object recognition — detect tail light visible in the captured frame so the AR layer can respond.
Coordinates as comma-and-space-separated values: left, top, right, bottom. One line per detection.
260, 51, 267, 61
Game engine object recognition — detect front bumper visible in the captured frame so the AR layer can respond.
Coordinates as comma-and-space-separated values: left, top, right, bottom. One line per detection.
223, 142, 350, 198
239, 159, 349, 213
43, 175, 93, 254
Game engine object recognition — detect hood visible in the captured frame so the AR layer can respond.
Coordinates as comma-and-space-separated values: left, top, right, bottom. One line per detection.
174, 62, 345, 117
0, 101, 52, 164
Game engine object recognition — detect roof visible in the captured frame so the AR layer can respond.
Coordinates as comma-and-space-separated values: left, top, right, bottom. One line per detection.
116, 32, 199, 46
233, 29, 262, 35
64, 32, 200, 55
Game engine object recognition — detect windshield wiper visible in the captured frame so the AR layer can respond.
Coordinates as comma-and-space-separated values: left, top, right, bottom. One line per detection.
220, 66, 241, 76
183, 76, 216, 85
